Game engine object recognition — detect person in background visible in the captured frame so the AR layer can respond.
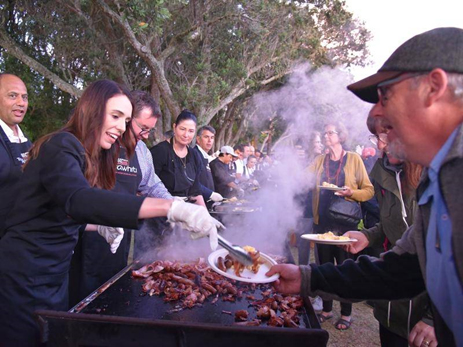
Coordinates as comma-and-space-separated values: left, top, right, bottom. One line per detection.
359, 145, 381, 247
346, 111, 433, 347
194, 125, 223, 203
69, 90, 173, 306
308, 121, 374, 330
361, 147, 378, 173
233, 143, 250, 181
0, 80, 220, 345
248, 144, 256, 156
295, 130, 324, 267
268, 27, 463, 347
210, 146, 244, 198
307, 130, 324, 164
0, 73, 31, 236
244, 155, 258, 179
254, 149, 263, 168
150, 110, 206, 205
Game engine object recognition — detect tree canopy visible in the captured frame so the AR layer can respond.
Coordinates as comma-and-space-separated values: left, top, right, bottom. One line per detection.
0, 0, 370, 145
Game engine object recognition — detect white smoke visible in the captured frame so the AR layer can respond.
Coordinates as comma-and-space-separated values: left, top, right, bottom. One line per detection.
137, 63, 372, 262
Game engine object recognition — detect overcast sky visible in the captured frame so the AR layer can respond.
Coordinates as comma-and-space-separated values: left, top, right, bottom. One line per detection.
344, 0, 463, 80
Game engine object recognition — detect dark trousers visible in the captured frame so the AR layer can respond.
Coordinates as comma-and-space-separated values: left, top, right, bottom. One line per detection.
314, 220, 353, 316
316, 243, 353, 316
379, 323, 408, 347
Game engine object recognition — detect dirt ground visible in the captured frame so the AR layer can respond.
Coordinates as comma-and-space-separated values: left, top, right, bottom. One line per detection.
319, 301, 380, 347
292, 245, 381, 347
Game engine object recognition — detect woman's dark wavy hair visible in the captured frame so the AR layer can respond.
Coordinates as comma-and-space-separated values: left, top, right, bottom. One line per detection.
25, 79, 135, 189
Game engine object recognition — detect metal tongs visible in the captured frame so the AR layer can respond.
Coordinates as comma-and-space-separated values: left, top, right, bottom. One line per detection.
217, 234, 253, 266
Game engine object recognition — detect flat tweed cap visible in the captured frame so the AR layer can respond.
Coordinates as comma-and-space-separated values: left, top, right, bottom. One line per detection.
348, 27, 463, 103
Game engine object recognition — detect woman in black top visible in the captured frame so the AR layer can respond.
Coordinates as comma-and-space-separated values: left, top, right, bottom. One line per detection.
0, 81, 219, 346
150, 110, 207, 206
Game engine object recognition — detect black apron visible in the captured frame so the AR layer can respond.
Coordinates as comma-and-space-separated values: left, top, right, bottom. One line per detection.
0, 127, 31, 236
69, 147, 142, 306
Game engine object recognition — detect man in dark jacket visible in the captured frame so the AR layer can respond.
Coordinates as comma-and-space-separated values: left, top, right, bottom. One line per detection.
267, 27, 463, 347
210, 146, 244, 198
193, 125, 223, 203
0, 73, 31, 236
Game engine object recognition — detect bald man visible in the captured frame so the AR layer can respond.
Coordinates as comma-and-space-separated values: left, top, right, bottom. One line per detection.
0, 73, 31, 236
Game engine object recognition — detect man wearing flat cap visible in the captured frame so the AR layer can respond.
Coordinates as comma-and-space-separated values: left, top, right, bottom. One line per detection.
268, 27, 463, 347
210, 146, 245, 198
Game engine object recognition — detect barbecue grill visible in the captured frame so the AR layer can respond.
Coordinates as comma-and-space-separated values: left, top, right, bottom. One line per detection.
36, 262, 328, 347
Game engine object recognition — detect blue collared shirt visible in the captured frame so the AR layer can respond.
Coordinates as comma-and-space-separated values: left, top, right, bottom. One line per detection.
419, 128, 463, 345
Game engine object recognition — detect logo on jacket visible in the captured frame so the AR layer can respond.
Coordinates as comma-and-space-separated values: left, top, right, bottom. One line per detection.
16, 151, 29, 164
118, 158, 129, 166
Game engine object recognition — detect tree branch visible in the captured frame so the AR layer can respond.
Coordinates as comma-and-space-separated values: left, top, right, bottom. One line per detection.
96, 0, 180, 117
0, 28, 82, 97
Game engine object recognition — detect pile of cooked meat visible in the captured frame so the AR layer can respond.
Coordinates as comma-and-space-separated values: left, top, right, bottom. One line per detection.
132, 258, 303, 327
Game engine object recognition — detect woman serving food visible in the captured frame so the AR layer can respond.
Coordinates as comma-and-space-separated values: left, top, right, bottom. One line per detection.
0, 80, 220, 346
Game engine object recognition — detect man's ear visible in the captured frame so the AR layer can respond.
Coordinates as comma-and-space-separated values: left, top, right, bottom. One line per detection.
425, 68, 448, 107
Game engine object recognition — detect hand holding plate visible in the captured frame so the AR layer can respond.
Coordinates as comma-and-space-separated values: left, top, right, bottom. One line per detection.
343, 231, 369, 253
266, 264, 301, 295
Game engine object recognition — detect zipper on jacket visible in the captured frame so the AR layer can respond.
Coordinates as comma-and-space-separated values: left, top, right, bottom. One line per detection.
395, 170, 409, 229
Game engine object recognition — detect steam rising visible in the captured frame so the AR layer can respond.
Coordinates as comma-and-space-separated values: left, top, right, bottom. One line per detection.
136, 63, 372, 263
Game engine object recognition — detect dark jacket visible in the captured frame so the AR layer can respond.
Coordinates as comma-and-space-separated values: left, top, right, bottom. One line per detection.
193, 145, 215, 200
300, 124, 463, 347
0, 132, 144, 345
150, 140, 204, 197
210, 157, 234, 198
0, 126, 32, 235
361, 156, 432, 338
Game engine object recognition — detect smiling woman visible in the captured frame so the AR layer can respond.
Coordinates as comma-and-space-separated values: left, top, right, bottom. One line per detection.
99, 94, 133, 150
0, 81, 222, 345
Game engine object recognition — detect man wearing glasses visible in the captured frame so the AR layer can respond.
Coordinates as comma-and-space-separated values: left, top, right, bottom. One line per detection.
268, 27, 463, 347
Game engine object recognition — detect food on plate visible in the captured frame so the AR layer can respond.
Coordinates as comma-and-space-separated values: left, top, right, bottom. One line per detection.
317, 231, 350, 241
217, 246, 264, 277
322, 181, 340, 188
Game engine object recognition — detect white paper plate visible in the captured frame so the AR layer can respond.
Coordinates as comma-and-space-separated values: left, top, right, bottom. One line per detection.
317, 185, 346, 191
207, 249, 279, 283
301, 234, 358, 245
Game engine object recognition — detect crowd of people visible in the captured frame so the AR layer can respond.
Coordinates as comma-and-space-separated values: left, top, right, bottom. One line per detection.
268, 27, 463, 347
1, 26, 462, 347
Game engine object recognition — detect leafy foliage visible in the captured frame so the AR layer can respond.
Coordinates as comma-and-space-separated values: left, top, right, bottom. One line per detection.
0, 0, 370, 142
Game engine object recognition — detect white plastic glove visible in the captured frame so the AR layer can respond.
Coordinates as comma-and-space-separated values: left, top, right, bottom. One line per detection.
210, 192, 224, 202
167, 200, 223, 250
97, 225, 124, 254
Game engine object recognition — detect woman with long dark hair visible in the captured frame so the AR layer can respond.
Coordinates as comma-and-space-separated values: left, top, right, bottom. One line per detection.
309, 121, 374, 330
0, 80, 219, 346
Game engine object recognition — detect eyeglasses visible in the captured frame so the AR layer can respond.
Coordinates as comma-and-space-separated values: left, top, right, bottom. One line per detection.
377, 72, 426, 106
132, 118, 155, 137
323, 130, 338, 136
369, 133, 388, 146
